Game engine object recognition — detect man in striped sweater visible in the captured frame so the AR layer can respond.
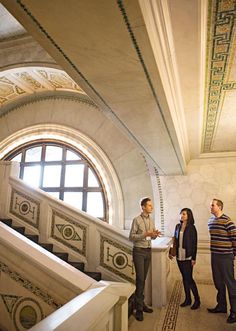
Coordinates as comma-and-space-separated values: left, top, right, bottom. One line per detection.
207, 198, 236, 324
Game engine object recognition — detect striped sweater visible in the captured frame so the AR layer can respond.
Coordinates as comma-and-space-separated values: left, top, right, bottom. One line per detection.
208, 214, 236, 255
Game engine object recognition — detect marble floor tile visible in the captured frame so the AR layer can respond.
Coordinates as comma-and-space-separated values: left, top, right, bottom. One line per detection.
128, 280, 236, 331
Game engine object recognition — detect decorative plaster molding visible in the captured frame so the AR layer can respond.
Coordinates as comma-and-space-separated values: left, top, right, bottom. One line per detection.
143, 156, 165, 233
0, 90, 98, 118
0, 66, 86, 108
117, 0, 185, 174
202, 0, 236, 152
199, 151, 236, 158
3, 0, 185, 174
0, 260, 62, 309
199, 0, 209, 157
138, 0, 189, 164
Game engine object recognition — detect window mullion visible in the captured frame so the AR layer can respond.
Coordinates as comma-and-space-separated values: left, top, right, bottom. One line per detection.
5, 140, 107, 221
82, 164, 88, 212
60, 147, 67, 200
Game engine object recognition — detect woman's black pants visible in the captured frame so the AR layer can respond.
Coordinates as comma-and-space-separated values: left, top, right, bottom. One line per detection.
177, 259, 200, 302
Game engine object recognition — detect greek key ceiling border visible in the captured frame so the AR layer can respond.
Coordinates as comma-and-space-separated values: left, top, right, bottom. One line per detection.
202, 0, 236, 153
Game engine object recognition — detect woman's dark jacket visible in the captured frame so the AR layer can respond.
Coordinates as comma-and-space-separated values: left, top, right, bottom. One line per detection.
174, 223, 198, 260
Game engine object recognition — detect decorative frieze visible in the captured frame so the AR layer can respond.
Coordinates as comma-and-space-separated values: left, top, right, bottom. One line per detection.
0, 76, 26, 105
203, 0, 236, 152
0, 261, 62, 309
9, 189, 40, 228
100, 235, 135, 283
0, 67, 86, 107
0, 294, 44, 331
51, 210, 87, 256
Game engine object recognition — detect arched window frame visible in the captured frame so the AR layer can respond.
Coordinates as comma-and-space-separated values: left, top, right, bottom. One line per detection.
0, 124, 125, 227
4, 139, 108, 221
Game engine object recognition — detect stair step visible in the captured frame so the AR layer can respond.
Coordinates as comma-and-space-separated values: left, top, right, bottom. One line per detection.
40, 243, 54, 252
53, 252, 69, 262
13, 226, 25, 235
84, 271, 102, 281
0, 218, 12, 226
68, 261, 85, 272
25, 234, 39, 243
0, 219, 102, 282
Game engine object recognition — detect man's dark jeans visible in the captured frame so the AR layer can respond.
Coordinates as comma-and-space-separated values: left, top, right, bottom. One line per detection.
211, 253, 236, 313
133, 247, 151, 311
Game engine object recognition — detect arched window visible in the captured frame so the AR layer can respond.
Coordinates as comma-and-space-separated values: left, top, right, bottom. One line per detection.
5, 141, 107, 220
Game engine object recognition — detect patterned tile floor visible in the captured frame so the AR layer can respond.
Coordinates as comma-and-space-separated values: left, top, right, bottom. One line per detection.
128, 280, 236, 331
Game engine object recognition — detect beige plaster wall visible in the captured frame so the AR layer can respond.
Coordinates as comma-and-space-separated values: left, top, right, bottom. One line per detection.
160, 157, 236, 239
161, 157, 236, 282
0, 36, 55, 69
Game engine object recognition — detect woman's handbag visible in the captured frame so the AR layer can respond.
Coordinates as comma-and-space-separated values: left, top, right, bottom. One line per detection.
169, 236, 177, 257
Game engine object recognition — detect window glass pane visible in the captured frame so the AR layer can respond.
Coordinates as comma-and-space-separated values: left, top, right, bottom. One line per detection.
11, 153, 22, 162
65, 164, 84, 187
25, 147, 42, 162
88, 168, 99, 187
66, 150, 81, 160
47, 192, 60, 199
43, 165, 61, 187
87, 192, 104, 218
23, 166, 41, 187
45, 146, 62, 161
64, 192, 83, 209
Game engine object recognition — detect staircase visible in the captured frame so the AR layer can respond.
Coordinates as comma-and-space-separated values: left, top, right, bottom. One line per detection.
0, 218, 101, 281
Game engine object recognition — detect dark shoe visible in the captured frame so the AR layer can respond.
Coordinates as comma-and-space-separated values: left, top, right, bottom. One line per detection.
135, 310, 143, 321
207, 307, 227, 313
180, 300, 191, 307
227, 313, 236, 324
143, 305, 153, 313
191, 301, 200, 310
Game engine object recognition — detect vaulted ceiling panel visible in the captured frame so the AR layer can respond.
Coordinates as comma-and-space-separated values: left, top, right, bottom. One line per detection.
1, 0, 187, 175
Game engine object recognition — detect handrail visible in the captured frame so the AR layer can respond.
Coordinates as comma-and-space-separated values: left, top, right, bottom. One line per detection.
29, 282, 134, 331
0, 223, 134, 331
9, 176, 129, 240
0, 222, 96, 291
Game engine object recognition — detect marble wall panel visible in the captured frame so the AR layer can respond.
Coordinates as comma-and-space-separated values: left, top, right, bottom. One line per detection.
10, 188, 40, 229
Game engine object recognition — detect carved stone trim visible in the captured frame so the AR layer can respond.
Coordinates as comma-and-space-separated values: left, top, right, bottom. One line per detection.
9, 188, 40, 229
100, 235, 134, 283
51, 209, 87, 257
0, 261, 62, 309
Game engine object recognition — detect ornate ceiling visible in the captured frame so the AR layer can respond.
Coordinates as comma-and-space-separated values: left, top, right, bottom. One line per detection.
0, 0, 236, 173
203, 0, 236, 153
0, 67, 85, 107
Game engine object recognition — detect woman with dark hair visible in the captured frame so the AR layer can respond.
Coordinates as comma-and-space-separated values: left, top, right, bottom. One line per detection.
170, 208, 200, 310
